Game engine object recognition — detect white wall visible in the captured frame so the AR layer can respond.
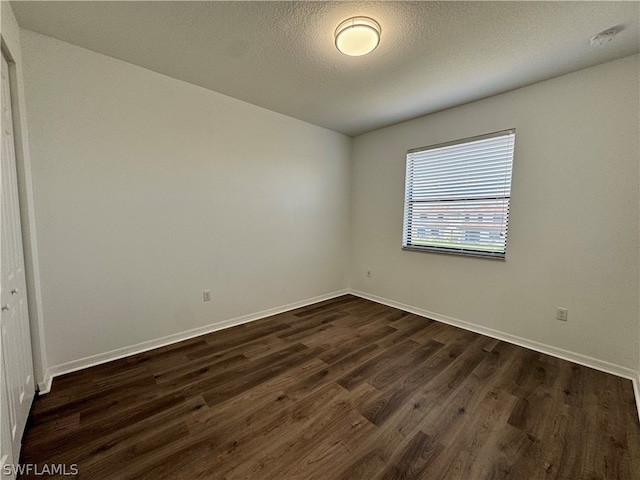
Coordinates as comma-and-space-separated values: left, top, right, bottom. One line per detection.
350, 55, 640, 371
20, 30, 351, 370
1, 4, 49, 389
17, 27, 640, 379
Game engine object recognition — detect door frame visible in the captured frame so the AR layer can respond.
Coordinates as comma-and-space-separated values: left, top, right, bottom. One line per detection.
1, 31, 49, 394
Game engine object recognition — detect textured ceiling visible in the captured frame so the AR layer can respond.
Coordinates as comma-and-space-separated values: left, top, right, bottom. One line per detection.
11, 1, 640, 136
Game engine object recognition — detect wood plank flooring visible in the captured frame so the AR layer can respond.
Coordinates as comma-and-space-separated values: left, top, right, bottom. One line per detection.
20, 295, 640, 479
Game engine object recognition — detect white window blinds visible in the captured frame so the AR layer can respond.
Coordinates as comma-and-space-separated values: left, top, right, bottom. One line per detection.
402, 129, 515, 258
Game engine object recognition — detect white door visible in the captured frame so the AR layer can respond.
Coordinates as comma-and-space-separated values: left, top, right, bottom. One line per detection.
0, 54, 35, 468
1, 345, 17, 480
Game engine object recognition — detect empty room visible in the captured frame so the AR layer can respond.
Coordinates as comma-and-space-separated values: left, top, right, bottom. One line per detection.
1, 1, 639, 479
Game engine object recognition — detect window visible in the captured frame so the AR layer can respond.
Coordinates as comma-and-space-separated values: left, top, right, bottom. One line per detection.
402, 129, 515, 258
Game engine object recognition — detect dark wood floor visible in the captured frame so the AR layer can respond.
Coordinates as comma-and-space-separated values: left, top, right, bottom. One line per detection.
20, 295, 640, 479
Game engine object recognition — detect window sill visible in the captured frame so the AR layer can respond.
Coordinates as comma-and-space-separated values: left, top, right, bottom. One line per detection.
401, 245, 506, 260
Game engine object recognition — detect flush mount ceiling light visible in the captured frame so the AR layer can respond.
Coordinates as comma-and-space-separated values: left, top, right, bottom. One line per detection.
335, 17, 381, 56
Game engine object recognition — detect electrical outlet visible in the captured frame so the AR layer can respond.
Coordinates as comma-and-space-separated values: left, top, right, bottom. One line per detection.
366, 270, 372, 278
203, 290, 211, 302
556, 307, 568, 321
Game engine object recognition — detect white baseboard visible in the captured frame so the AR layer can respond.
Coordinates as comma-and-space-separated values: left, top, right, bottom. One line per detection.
349, 289, 640, 422
40, 286, 640, 423
634, 372, 640, 423
46, 289, 349, 385
37, 372, 52, 395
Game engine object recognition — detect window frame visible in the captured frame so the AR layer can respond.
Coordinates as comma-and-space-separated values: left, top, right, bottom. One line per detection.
401, 128, 515, 260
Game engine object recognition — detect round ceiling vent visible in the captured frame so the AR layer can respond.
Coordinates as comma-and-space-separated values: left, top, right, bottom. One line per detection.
590, 26, 623, 46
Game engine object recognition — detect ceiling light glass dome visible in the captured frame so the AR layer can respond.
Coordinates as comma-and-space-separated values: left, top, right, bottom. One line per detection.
335, 17, 381, 56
